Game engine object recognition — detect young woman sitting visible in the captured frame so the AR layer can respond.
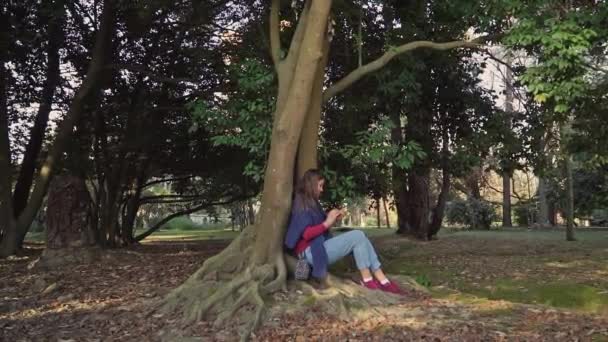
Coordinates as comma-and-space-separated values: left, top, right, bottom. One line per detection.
284, 169, 403, 295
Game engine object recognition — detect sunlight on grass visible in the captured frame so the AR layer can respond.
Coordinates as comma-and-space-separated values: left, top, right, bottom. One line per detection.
140, 228, 239, 242
470, 280, 608, 314
545, 260, 588, 268
434, 290, 516, 316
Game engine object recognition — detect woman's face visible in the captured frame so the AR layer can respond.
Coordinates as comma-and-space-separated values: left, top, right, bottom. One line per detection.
315, 178, 325, 199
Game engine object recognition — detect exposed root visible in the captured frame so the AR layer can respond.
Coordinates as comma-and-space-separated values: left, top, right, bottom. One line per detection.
157, 226, 280, 341
156, 225, 427, 341
244, 282, 265, 342
263, 253, 287, 293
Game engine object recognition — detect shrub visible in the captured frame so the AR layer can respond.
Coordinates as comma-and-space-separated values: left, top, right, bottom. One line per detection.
446, 198, 497, 230
514, 201, 538, 227
161, 216, 201, 230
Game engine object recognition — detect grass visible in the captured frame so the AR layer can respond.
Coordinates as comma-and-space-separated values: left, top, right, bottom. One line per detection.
24, 221, 608, 315
25, 226, 240, 243
380, 228, 608, 315
478, 280, 608, 314
137, 228, 239, 242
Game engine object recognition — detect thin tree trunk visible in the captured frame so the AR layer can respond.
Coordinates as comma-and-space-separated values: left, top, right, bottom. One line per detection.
12, 0, 65, 219
429, 171, 450, 238
389, 100, 408, 234
122, 169, 146, 244
0, 9, 18, 256
537, 176, 550, 226
564, 147, 576, 241
464, 166, 482, 200
502, 170, 512, 227
382, 197, 390, 228
376, 197, 381, 228
11, 0, 115, 253
429, 131, 451, 238
501, 51, 514, 228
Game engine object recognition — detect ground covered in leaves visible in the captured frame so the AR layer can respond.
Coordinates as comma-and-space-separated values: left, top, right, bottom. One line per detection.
2, 228, 608, 341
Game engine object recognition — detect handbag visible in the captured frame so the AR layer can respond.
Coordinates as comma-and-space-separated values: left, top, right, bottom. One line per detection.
294, 254, 311, 280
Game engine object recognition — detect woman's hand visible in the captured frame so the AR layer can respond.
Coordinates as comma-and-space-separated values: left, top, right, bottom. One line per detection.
324, 209, 342, 228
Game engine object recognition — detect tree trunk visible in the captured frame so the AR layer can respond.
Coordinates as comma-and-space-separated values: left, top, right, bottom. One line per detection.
122, 170, 145, 245
382, 197, 390, 228
31, 175, 98, 269
501, 50, 515, 229
397, 104, 433, 239
12, 0, 64, 220
464, 166, 482, 200
548, 201, 557, 226
296, 38, 329, 179
389, 107, 409, 234
0, 7, 18, 257
502, 170, 512, 227
376, 197, 381, 228
429, 170, 450, 239
10, 0, 115, 254
401, 172, 431, 239
161, 2, 334, 337
537, 176, 550, 226
565, 154, 575, 241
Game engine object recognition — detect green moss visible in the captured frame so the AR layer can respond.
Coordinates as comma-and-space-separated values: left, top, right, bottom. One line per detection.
302, 295, 317, 306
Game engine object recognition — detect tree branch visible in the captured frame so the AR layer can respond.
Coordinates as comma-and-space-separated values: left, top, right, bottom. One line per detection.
270, 0, 281, 68
134, 196, 249, 241
323, 38, 486, 102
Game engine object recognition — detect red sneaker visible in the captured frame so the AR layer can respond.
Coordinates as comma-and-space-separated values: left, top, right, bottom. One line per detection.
380, 281, 405, 295
360, 279, 380, 290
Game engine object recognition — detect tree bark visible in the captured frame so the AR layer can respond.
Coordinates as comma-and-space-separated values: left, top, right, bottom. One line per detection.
10, 0, 116, 254
12, 0, 65, 219
45, 175, 95, 249
382, 197, 390, 228
401, 172, 431, 239
30, 175, 98, 269
429, 170, 450, 238
252, 0, 333, 268
464, 166, 482, 200
0, 8, 18, 256
376, 197, 381, 228
428, 132, 451, 238
296, 38, 329, 179
502, 170, 512, 227
537, 176, 550, 226
565, 155, 575, 240
390, 109, 409, 234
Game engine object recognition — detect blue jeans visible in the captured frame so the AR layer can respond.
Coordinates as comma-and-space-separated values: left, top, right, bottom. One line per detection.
303, 230, 381, 271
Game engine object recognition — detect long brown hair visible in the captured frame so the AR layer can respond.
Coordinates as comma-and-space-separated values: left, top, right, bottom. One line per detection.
294, 169, 324, 211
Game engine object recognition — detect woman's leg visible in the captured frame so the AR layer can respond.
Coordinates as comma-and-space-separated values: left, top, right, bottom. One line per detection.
305, 230, 382, 273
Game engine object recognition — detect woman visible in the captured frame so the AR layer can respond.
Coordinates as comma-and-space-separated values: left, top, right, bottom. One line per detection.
285, 169, 403, 295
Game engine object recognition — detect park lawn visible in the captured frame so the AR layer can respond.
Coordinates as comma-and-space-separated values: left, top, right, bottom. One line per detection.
25, 227, 241, 244
8, 226, 608, 340
27, 225, 608, 316
377, 228, 608, 315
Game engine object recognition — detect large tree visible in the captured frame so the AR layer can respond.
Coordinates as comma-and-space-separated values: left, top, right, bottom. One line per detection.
160, 0, 489, 339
